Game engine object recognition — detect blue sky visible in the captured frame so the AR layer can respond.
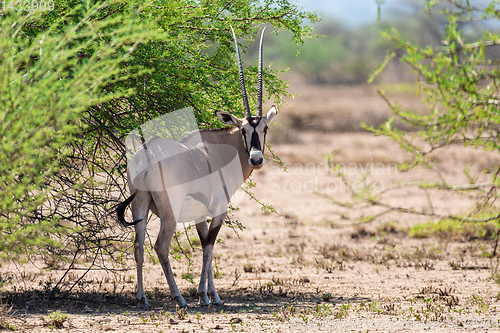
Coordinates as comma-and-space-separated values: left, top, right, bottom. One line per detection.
297, 0, 497, 27
298, 0, 396, 26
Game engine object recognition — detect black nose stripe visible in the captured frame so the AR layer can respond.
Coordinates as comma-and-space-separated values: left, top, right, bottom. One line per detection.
250, 129, 261, 151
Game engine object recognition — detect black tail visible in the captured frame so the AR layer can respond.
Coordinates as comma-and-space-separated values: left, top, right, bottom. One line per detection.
116, 192, 139, 227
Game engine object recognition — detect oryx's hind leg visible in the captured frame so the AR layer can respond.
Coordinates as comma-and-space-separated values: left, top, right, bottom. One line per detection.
131, 190, 152, 309
196, 213, 225, 306
151, 192, 188, 308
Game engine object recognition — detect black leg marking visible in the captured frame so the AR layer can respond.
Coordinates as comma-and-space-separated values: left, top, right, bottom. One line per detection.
197, 227, 208, 248
207, 223, 222, 246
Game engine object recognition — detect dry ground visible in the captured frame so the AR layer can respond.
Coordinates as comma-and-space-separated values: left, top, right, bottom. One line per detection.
1, 80, 500, 332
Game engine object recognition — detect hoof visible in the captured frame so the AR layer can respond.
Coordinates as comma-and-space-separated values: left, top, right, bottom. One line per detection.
173, 295, 188, 308
208, 292, 222, 306
136, 298, 150, 310
198, 292, 210, 306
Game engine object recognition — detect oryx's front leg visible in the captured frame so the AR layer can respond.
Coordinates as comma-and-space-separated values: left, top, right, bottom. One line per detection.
131, 190, 152, 309
196, 213, 225, 306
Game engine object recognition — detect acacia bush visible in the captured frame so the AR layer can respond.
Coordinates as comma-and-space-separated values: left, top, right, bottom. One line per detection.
0, 0, 318, 290
0, 4, 152, 259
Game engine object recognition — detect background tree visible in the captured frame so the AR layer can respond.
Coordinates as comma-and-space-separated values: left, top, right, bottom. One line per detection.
262, 0, 450, 85
329, 1, 500, 237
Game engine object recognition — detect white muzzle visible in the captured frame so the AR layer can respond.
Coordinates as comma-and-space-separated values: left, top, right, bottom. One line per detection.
249, 150, 264, 168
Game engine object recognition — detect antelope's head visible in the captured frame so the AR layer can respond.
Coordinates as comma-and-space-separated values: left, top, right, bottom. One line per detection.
215, 26, 278, 170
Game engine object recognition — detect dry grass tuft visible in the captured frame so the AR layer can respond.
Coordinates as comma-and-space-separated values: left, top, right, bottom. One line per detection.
0, 303, 17, 331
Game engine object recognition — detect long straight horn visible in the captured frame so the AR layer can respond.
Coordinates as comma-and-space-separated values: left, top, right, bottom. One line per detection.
257, 26, 266, 118
230, 25, 251, 118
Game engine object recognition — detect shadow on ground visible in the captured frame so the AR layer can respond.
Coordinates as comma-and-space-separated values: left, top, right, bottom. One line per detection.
1, 286, 372, 316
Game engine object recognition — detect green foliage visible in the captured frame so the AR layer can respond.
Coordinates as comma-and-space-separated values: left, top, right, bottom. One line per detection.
264, 0, 446, 85
0, 4, 151, 258
106, 0, 319, 131
372, 1, 500, 155
0, 0, 317, 267
41, 310, 69, 329
361, 0, 500, 224
265, 18, 380, 84
409, 219, 499, 240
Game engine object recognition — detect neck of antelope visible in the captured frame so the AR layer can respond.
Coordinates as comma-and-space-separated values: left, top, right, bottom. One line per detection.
230, 128, 254, 181
197, 127, 255, 181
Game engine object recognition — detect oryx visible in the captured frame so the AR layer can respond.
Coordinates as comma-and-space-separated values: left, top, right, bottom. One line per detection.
116, 26, 277, 308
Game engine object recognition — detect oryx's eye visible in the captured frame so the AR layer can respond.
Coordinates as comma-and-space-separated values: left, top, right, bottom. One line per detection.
241, 128, 246, 136
263, 126, 268, 134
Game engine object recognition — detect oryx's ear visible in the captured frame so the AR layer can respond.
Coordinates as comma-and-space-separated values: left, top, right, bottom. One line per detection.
264, 105, 278, 124
215, 110, 242, 127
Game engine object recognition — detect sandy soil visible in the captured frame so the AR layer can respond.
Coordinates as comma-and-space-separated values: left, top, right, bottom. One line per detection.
2, 82, 500, 332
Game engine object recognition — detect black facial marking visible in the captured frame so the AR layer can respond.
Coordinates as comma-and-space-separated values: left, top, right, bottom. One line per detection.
251, 128, 261, 151
262, 126, 268, 152
244, 117, 264, 153
247, 117, 262, 127
241, 128, 249, 153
